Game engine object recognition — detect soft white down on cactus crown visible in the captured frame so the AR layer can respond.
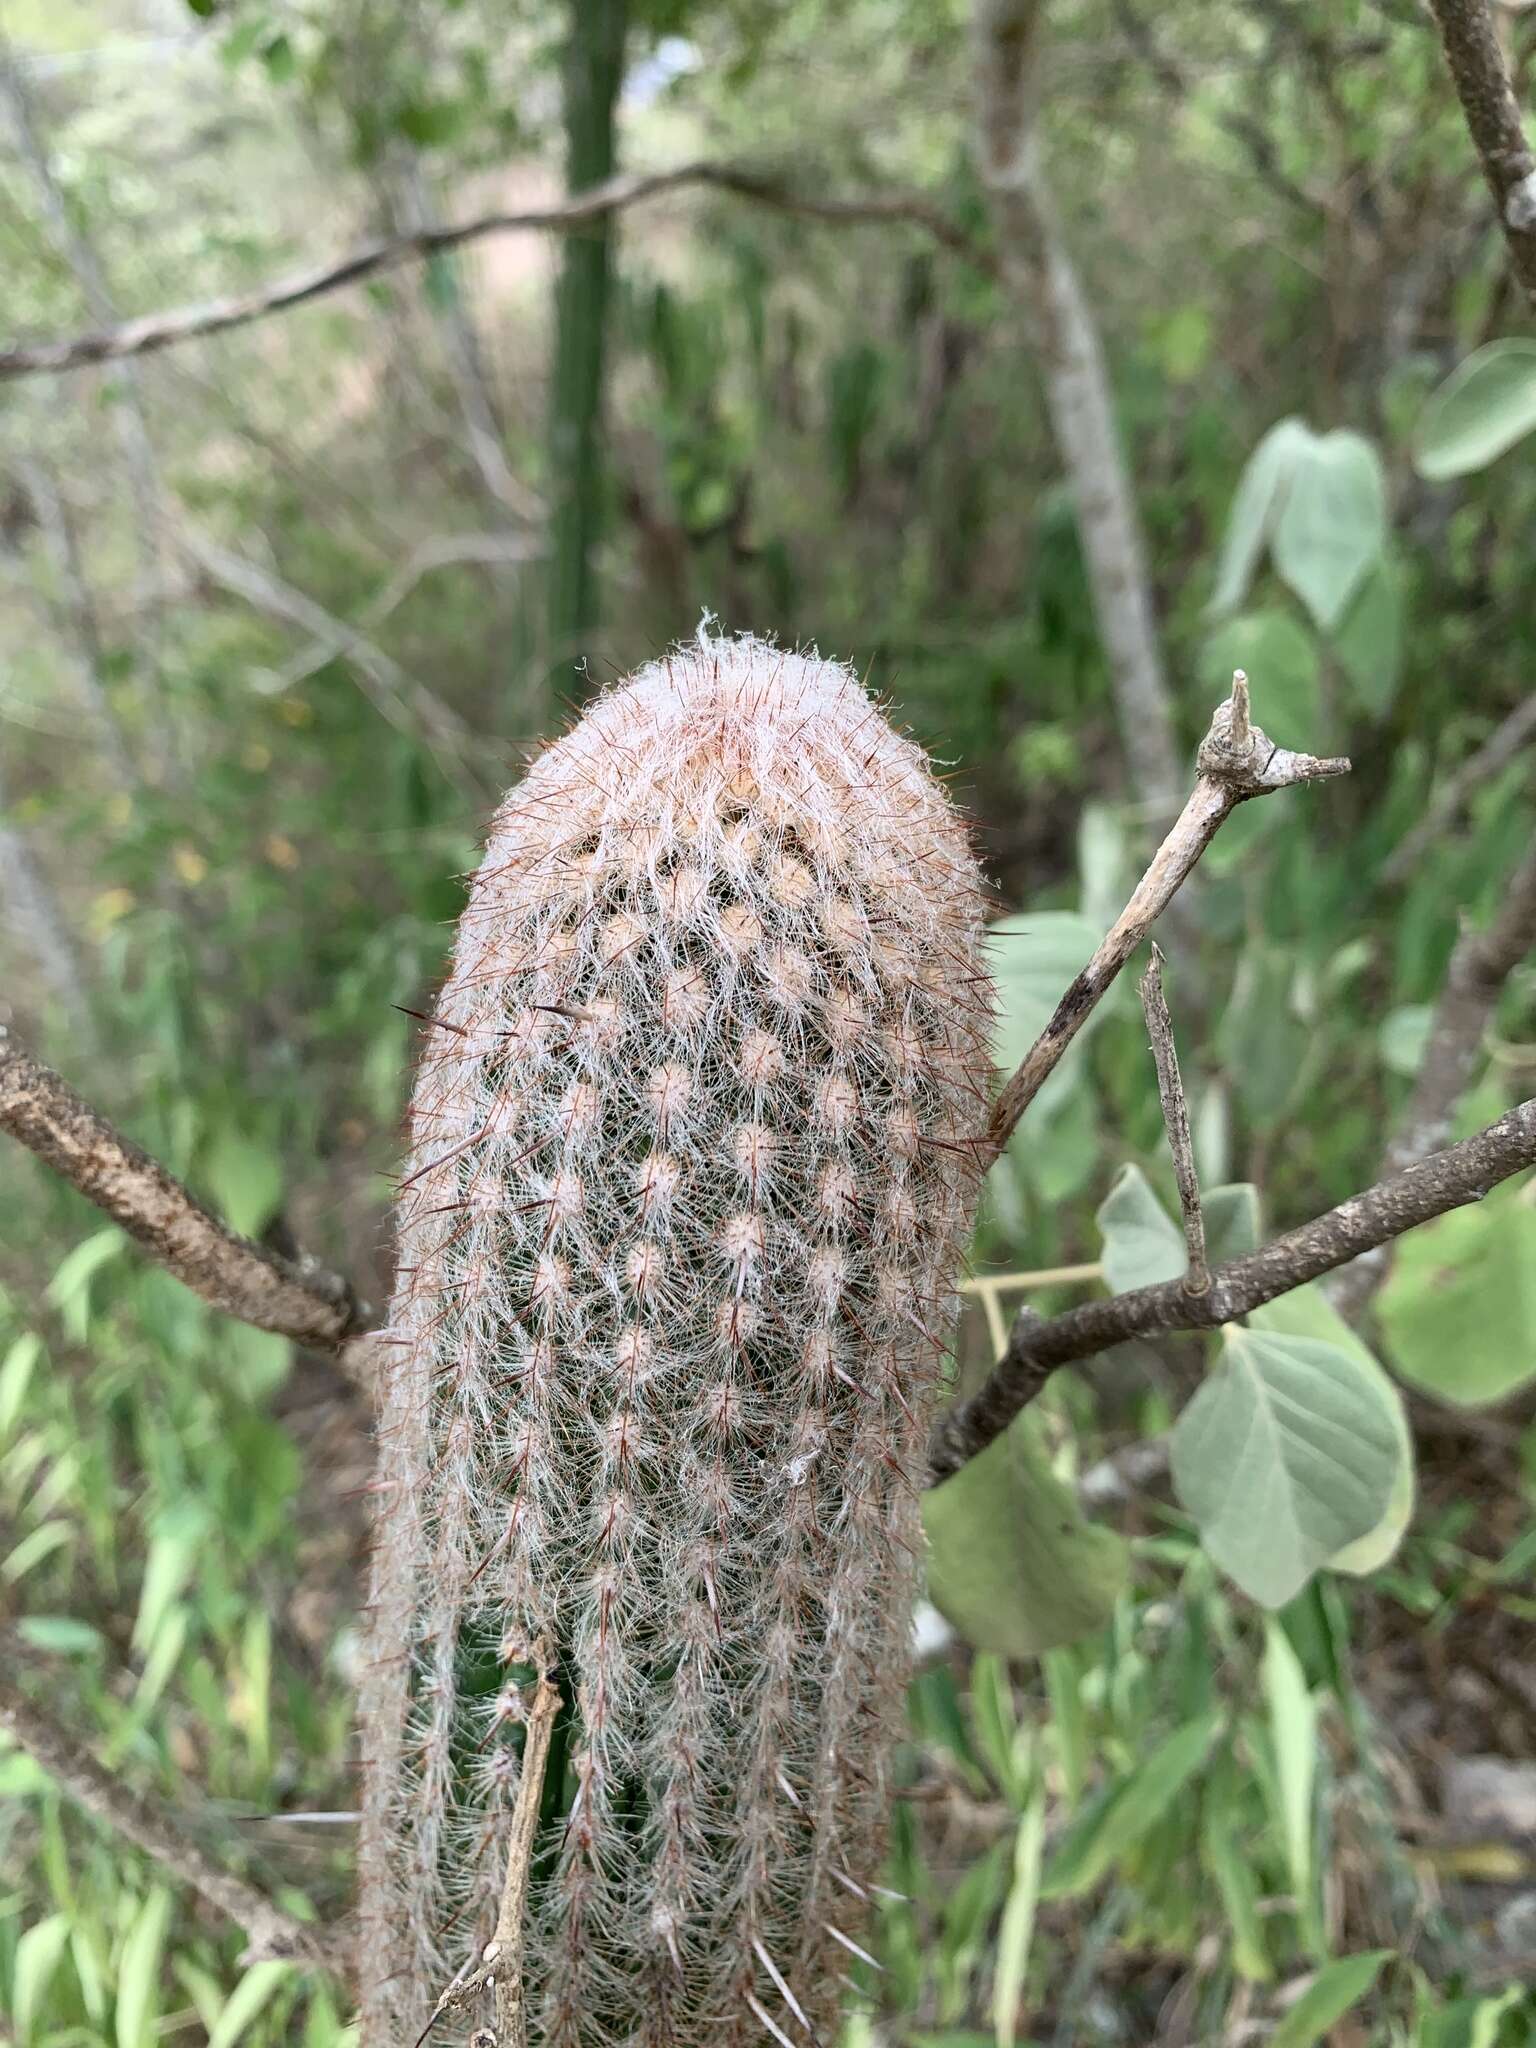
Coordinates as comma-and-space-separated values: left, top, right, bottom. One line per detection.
359, 633, 993, 2047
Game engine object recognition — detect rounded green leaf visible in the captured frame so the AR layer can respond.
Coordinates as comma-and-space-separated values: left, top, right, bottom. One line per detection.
1378, 1186, 1536, 1406
1413, 339, 1536, 480
1250, 1288, 1414, 1576
923, 1413, 1129, 1657
1170, 1327, 1401, 1607
1271, 429, 1387, 631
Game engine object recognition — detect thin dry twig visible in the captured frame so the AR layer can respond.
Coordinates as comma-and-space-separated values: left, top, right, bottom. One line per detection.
929, 1095, 1536, 1480
1331, 835, 1536, 1315
0, 1664, 349, 1973
1138, 945, 1209, 1292
0, 1027, 364, 1355
1426, 0, 1536, 306
986, 673, 1350, 1156
0, 162, 987, 382
419, 1660, 562, 2048
1381, 691, 1536, 886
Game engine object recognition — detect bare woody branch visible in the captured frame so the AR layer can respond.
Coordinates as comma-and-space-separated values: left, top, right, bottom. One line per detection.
986, 673, 1349, 1156
0, 162, 987, 383
1331, 834, 1536, 1315
1426, 0, 1536, 307
928, 1095, 1536, 1481
0, 1665, 350, 1973
0, 1027, 363, 1353
1382, 691, 1536, 886
974, 0, 1182, 815
1138, 946, 1209, 1293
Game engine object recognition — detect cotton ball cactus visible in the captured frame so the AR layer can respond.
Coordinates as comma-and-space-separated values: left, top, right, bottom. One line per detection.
359, 633, 993, 2047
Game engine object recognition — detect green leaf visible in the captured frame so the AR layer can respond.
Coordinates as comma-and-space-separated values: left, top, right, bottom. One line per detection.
1263, 1623, 1317, 1934
992, 1795, 1046, 2048
1271, 428, 1388, 630
46, 1230, 126, 1341
14, 1909, 73, 2041
1170, 1327, 1400, 1607
1379, 1186, 1536, 1406
207, 1961, 293, 2048
923, 1414, 1129, 1658
1413, 339, 1536, 479
132, 1501, 211, 1657
1208, 418, 1311, 616
1041, 1713, 1221, 1898
989, 914, 1106, 1121
3, 1519, 73, 1583
1250, 1290, 1415, 1575
1268, 1951, 1392, 2048
114, 1887, 172, 2048
0, 1333, 43, 1441
1201, 611, 1321, 747
1379, 1004, 1432, 1077
1097, 1170, 1260, 1292
203, 1129, 283, 1240
1331, 555, 1405, 718
1202, 1792, 1271, 1981
16, 1615, 105, 1655
1096, 1165, 1184, 1292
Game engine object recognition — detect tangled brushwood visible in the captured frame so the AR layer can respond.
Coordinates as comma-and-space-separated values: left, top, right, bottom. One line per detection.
359, 634, 993, 2047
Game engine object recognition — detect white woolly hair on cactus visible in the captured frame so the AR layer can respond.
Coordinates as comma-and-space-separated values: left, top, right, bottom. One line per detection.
360, 632, 994, 2048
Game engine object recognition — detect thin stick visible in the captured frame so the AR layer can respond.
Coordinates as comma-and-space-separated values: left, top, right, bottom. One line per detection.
0, 162, 987, 383
927, 1095, 1536, 1481
1331, 835, 1536, 1316
421, 1660, 562, 2048
986, 674, 1350, 1156
1138, 945, 1209, 1293
1426, 0, 1536, 308
0, 1027, 364, 1355
0, 1667, 348, 1973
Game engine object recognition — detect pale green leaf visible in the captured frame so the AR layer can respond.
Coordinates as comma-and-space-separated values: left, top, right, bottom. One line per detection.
1379, 1004, 1432, 1077
207, 1961, 293, 2048
1170, 1327, 1400, 1606
1271, 428, 1388, 629
0, 1333, 43, 1441
114, 1887, 172, 2048
1041, 1714, 1221, 1898
1332, 554, 1405, 718
1204, 1184, 1261, 1266
1202, 1796, 1272, 1981
923, 1414, 1129, 1658
132, 1501, 211, 1657
1096, 1165, 1183, 1292
1201, 611, 1321, 746
1263, 1623, 1317, 1921
203, 1128, 283, 1240
1250, 1290, 1415, 1575
1413, 339, 1536, 479
993, 1795, 1046, 2048
1379, 1186, 1536, 1406
45, 1230, 126, 1342
1268, 1951, 1392, 2048
3, 1518, 73, 1584
1208, 418, 1311, 616
989, 913, 1106, 1122
14, 1910, 73, 2042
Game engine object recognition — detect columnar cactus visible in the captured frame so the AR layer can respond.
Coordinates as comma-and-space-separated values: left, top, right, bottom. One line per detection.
360, 634, 992, 2047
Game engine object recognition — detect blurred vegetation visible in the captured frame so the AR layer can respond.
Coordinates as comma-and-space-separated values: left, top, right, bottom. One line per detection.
1, 0, 1534, 2044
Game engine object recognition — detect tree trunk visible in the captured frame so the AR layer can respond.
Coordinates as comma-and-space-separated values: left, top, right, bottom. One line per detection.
546, 0, 629, 695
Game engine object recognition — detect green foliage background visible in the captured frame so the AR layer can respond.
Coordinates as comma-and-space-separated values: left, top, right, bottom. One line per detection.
1, 0, 1534, 2043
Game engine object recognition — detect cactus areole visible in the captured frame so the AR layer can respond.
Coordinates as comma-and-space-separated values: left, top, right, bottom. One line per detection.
361, 635, 993, 2046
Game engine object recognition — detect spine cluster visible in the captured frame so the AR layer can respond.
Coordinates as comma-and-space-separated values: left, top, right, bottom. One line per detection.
359, 634, 992, 2047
